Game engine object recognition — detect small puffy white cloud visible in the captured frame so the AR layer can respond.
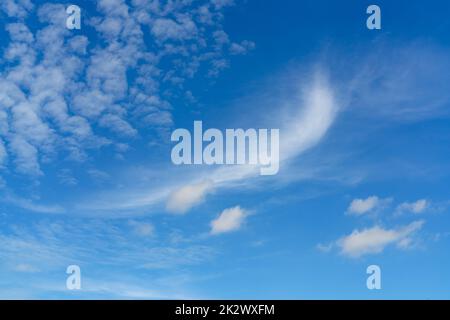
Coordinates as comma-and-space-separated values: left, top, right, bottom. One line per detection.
229, 40, 255, 55
396, 199, 428, 214
211, 0, 234, 9
348, 196, 378, 214
210, 206, 247, 235
6, 22, 34, 42
213, 30, 229, 47
347, 195, 390, 215
68, 36, 89, 54
9, 136, 42, 176
99, 114, 138, 137
208, 58, 229, 77
337, 220, 424, 258
1, 0, 34, 19
166, 180, 213, 214
151, 17, 198, 42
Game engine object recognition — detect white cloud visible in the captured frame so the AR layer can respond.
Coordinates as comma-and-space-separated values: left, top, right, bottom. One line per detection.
57, 169, 78, 186
347, 196, 378, 215
159, 72, 338, 214
316, 242, 334, 253
166, 180, 214, 214
99, 114, 138, 138
1, 2, 338, 216
229, 40, 255, 55
211, 0, 234, 9
337, 220, 424, 258
210, 206, 247, 235
75, 69, 338, 215
0, 139, 7, 166
3, 194, 65, 214
1, 0, 33, 19
14, 263, 39, 273
151, 17, 198, 42
78, 279, 190, 299
347, 195, 391, 215
0, 217, 216, 299
128, 220, 154, 237
0, 0, 250, 186
213, 30, 229, 47
347, 43, 450, 122
87, 169, 110, 183
396, 199, 428, 214
9, 136, 42, 176
280, 73, 338, 161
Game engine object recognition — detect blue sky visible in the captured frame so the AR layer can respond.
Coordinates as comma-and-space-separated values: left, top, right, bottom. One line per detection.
0, 0, 450, 299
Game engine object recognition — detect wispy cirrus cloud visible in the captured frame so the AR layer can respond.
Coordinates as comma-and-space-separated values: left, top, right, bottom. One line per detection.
162, 71, 338, 213
0, 217, 215, 276
78, 42, 450, 217
2, 193, 65, 214
77, 70, 339, 215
